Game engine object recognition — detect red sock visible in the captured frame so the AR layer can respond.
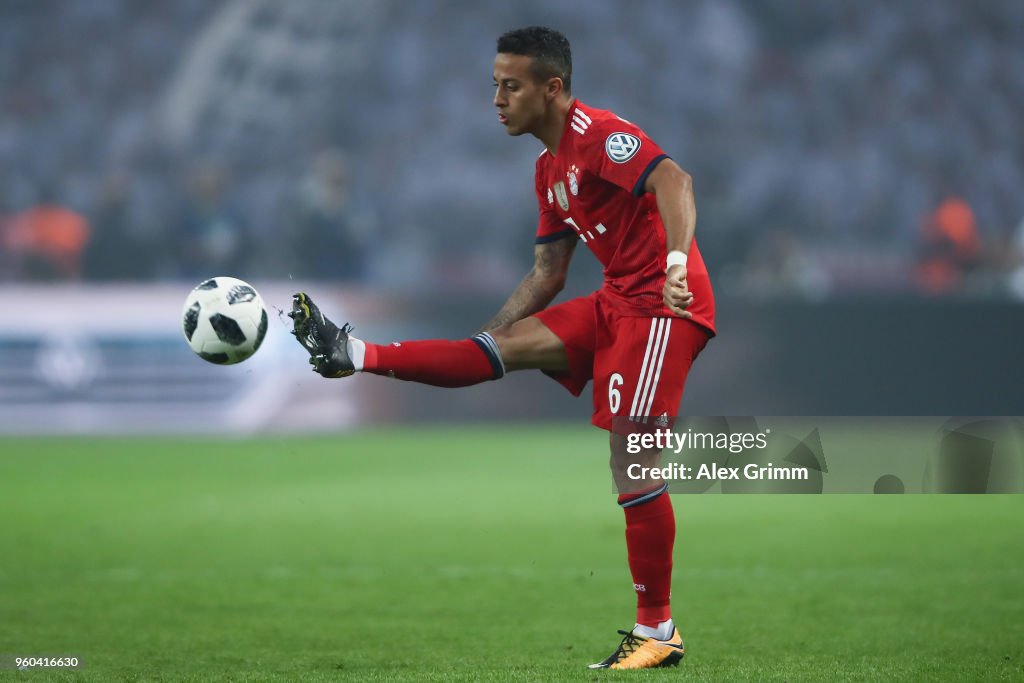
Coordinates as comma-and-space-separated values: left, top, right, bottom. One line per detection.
363, 334, 504, 387
618, 483, 674, 628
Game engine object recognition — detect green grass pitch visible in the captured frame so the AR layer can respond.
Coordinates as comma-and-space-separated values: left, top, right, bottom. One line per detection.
1, 426, 1022, 681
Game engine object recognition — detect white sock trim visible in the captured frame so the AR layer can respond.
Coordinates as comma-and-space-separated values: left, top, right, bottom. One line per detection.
633, 618, 674, 641
348, 337, 365, 371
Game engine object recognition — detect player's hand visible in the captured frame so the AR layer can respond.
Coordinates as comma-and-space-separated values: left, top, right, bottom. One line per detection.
663, 265, 693, 319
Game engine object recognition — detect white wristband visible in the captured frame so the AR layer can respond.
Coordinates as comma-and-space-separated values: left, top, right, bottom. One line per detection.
666, 250, 688, 273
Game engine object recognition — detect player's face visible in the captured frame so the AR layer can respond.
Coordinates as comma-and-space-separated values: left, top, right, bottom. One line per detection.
493, 53, 551, 136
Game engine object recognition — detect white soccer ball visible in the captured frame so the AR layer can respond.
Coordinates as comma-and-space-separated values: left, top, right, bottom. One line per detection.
182, 276, 268, 364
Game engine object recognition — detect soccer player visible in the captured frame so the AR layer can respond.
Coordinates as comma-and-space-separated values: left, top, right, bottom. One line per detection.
290, 26, 715, 670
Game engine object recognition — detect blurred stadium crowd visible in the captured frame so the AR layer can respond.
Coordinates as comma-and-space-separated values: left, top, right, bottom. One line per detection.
1, 0, 1023, 299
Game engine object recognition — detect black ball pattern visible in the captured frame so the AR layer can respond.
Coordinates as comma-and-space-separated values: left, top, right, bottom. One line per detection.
209, 314, 247, 346
183, 302, 201, 342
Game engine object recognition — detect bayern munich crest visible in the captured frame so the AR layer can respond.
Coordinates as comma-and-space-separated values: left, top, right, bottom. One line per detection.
568, 171, 579, 196
605, 132, 641, 163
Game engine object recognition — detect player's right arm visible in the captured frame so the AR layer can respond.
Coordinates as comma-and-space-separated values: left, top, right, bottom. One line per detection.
480, 236, 576, 332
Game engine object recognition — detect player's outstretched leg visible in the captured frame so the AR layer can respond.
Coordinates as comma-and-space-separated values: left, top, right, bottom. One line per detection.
289, 292, 506, 386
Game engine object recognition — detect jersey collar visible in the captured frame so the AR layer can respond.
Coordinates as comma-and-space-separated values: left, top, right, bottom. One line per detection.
550, 98, 582, 158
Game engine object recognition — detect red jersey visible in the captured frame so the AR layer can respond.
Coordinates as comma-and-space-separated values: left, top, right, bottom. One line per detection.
534, 101, 715, 334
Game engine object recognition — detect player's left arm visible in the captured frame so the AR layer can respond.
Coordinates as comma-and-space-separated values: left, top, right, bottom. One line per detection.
644, 158, 695, 319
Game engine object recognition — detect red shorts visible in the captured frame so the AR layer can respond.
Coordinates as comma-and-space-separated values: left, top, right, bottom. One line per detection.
533, 291, 712, 432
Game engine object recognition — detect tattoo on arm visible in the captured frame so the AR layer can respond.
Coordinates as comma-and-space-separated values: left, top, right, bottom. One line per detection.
480, 237, 576, 332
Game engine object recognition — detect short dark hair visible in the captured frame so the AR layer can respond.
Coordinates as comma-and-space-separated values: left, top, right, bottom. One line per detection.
497, 26, 572, 94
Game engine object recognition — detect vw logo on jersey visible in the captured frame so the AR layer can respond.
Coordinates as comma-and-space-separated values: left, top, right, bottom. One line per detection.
605, 132, 641, 163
